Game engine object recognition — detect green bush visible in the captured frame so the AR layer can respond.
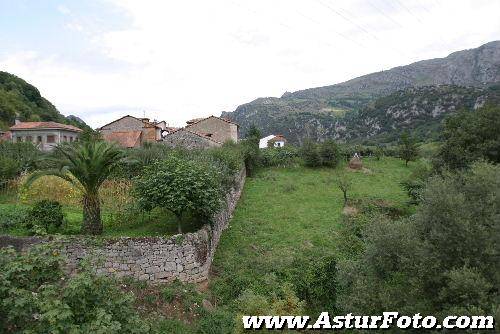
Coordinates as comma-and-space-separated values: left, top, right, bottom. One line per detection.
134, 156, 222, 233
196, 309, 235, 334
0, 205, 29, 230
435, 104, 500, 170
319, 140, 340, 167
0, 141, 41, 182
25, 200, 64, 233
0, 244, 149, 333
339, 162, 500, 317
260, 146, 300, 168
301, 139, 321, 167
400, 160, 433, 204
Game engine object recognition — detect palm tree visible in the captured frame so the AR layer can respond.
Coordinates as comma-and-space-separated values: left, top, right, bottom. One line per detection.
26, 141, 124, 235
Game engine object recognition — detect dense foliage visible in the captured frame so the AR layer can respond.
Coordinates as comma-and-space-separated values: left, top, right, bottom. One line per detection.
0, 141, 42, 184
301, 139, 341, 168
134, 155, 222, 233
339, 162, 500, 320
435, 104, 500, 170
25, 141, 125, 235
0, 244, 149, 333
25, 200, 64, 234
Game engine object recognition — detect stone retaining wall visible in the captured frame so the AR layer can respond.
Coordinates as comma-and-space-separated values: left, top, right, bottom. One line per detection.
0, 168, 246, 283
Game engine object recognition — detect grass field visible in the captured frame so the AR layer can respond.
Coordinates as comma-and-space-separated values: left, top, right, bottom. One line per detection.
210, 157, 416, 303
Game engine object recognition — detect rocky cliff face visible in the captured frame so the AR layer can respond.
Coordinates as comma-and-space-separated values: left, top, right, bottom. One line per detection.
222, 41, 500, 144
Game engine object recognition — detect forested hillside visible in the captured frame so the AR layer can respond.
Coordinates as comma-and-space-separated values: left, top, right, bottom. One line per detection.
0, 71, 88, 130
222, 41, 500, 144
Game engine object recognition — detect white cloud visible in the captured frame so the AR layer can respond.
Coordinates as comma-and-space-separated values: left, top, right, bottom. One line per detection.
1, 0, 499, 128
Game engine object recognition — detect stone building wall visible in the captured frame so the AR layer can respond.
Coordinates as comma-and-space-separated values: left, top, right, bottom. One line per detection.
0, 168, 246, 284
163, 129, 222, 149
186, 117, 238, 143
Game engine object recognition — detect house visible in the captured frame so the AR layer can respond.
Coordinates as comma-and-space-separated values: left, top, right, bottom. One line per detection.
268, 135, 287, 148
99, 115, 164, 148
184, 116, 238, 143
163, 128, 222, 149
163, 115, 239, 149
259, 135, 275, 149
9, 121, 83, 151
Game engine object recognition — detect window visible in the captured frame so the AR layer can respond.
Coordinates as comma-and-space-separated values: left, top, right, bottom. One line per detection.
26, 136, 33, 142
63, 136, 67, 142
69, 136, 73, 142
16, 136, 22, 142
37, 136, 42, 143
47, 135, 55, 143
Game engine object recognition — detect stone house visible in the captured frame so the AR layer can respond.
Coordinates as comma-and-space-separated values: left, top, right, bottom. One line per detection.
163, 116, 239, 150
184, 116, 238, 144
9, 121, 82, 151
99, 115, 164, 148
163, 128, 222, 149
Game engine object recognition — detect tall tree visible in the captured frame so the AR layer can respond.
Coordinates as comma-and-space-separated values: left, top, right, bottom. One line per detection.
134, 156, 221, 233
25, 141, 124, 235
320, 140, 340, 167
301, 139, 322, 168
436, 105, 500, 170
399, 131, 418, 166
242, 124, 262, 177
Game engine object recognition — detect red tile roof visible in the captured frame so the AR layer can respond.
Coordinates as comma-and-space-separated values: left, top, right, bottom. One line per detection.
102, 130, 142, 148
10, 121, 83, 132
269, 135, 286, 142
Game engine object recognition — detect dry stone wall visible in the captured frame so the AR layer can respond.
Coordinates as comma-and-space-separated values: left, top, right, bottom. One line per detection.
0, 168, 245, 284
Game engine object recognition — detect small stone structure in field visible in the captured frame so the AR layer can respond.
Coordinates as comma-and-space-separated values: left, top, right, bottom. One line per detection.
348, 154, 363, 170
0, 169, 246, 284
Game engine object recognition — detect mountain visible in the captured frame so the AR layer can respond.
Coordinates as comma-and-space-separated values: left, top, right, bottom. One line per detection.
222, 41, 500, 144
0, 71, 89, 130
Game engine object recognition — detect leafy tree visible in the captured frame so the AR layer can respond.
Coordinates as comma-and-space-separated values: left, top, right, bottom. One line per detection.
25, 141, 125, 235
245, 124, 261, 143
134, 156, 221, 233
301, 139, 321, 167
398, 131, 418, 166
374, 145, 384, 160
242, 125, 261, 177
319, 140, 340, 167
436, 104, 500, 170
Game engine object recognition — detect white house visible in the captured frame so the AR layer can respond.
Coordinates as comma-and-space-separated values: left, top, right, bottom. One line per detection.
259, 134, 287, 148
259, 135, 275, 148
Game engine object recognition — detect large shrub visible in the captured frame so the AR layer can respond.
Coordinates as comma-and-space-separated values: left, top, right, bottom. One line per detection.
339, 162, 500, 318
319, 140, 340, 167
134, 156, 222, 233
260, 146, 300, 168
0, 141, 41, 182
301, 139, 322, 167
25, 200, 64, 234
435, 104, 500, 170
0, 244, 149, 333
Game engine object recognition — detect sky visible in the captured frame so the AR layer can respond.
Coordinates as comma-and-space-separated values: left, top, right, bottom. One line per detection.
0, 0, 499, 128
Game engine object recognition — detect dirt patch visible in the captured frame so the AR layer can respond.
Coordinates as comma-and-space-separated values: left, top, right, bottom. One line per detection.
342, 206, 359, 216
